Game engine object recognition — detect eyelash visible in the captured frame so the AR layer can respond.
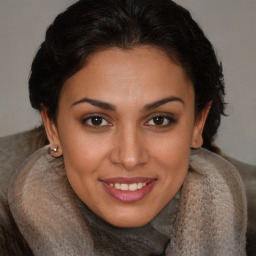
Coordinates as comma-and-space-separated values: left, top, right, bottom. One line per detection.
81, 113, 177, 129
145, 114, 177, 128
81, 114, 112, 129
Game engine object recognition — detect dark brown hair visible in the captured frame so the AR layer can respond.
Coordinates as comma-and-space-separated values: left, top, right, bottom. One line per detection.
29, 0, 225, 152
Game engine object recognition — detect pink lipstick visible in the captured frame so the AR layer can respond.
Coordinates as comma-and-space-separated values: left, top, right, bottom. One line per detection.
100, 177, 157, 203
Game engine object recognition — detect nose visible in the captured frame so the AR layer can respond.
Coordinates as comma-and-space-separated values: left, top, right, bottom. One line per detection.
110, 126, 149, 170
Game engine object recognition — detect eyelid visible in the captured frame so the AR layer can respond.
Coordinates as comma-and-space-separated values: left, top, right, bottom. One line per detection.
81, 113, 113, 128
144, 112, 178, 126
145, 111, 177, 120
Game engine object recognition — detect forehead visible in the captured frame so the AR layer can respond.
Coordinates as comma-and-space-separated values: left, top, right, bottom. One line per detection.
61, 46, 194, 106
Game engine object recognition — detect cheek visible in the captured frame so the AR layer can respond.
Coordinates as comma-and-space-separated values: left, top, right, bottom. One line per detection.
149, 124, 193, 176
152, 137, 190, 174
60, 134, 112, 203
57, 118, 112, 177
62, 134, 111, 175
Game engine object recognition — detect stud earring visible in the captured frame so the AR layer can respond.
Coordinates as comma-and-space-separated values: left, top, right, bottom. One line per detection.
51, 146, 59, 152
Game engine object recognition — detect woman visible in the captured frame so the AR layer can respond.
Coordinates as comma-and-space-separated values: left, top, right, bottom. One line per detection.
1, 0, 247, 255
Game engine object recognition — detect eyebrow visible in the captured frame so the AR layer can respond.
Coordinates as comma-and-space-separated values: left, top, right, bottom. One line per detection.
71, 96, 184, 111
143, 96, 184, 111
71, 98, 116, 111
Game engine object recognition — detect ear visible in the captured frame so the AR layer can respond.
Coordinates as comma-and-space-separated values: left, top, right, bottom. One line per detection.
41, 109, 63, 157
191, 101, 212, 148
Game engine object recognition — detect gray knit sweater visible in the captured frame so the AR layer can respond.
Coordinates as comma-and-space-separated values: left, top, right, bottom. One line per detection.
2, 145, 246, 255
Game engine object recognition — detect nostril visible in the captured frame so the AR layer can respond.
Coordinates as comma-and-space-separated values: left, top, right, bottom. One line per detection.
109, 131, 149, 169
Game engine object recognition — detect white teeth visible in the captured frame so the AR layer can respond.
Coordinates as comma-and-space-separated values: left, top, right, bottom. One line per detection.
120, 184, 129, 190
129, 183, 138, 191
111, 182, 147, 191
114, 183, 120, 189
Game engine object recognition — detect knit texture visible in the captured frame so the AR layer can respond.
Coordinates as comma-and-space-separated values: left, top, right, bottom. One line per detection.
8, 146, 247, 256
167, 148, 247, 255
0, 128, 46, 256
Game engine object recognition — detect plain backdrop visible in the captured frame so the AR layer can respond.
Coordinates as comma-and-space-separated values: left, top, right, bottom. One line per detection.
0, 0, 255, 165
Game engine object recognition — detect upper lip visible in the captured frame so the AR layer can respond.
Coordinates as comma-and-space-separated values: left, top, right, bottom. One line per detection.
100, 177, 157, 184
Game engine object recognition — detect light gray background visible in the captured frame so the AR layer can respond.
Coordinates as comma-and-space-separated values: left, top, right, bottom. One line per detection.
0, 0, 255, 165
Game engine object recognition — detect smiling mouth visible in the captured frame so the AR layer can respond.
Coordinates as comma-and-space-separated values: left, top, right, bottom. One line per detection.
109, 182, 147, 191
100, 177, 157, 202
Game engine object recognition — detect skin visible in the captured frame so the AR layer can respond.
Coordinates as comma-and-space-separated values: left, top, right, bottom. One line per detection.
42, 46, 210, 227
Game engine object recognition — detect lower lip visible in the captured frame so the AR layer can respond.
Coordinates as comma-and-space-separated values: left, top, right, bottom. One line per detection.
101, 181, 156, 203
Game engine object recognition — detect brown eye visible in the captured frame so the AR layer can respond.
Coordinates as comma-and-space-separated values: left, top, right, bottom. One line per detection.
153, 116, 164, 125
146, 115, 177, 127
91, 116, 103, 126
82, 115, 109, 127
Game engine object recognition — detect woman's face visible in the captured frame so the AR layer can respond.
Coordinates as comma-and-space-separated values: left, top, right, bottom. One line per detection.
43, 46, 209, 227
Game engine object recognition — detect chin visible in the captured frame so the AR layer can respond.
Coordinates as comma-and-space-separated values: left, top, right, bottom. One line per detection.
101, 208, 156, 228
108, 217, 152, 228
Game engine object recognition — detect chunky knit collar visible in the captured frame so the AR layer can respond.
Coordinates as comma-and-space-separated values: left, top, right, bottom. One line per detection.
74, 189, 179, 256
8, 146, 247, 256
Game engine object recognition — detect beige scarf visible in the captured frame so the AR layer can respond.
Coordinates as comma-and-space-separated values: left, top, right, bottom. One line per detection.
8, 146, 247, 256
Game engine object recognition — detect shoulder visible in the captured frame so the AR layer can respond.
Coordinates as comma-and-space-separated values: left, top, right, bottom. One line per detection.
169, 148, 247, 255
222, 154, 256, 255
0, 127, 47, 171
189, 148, 247, 217
189, 148, 247, 236
0, 128, 45, 255
0, 127, 47, 205
190, 147, 246, 193
8, 146, 95, 255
